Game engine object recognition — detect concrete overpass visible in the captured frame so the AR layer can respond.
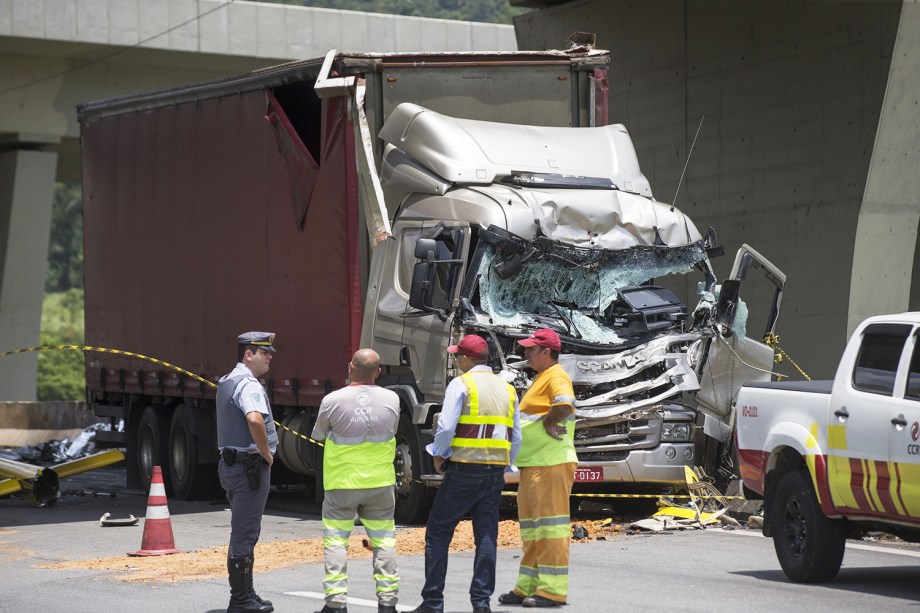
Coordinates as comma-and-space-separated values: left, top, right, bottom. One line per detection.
514, 0, 920, 378
0, 0, 515, 399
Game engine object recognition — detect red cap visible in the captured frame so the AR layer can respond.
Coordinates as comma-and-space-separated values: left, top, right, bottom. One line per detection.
447, 335, 489, 358
517, 328, 561, 351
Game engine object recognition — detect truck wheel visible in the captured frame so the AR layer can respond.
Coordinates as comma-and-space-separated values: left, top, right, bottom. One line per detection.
136, 406, 168, 493
772, 469, 846, 582
394, 412, 435, 524
168, 404, 219, 500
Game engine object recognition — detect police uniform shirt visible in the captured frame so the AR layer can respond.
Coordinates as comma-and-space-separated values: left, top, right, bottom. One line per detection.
220, 362, 278, 454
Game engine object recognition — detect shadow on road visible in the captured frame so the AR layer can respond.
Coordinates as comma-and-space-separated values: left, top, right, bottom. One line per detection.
732, 565, 920, 601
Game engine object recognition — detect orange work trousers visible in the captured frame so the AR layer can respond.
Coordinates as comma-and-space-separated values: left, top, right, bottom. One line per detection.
512, 462, 576, 603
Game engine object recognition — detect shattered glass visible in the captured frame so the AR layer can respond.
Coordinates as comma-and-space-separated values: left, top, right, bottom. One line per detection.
477, 243, 707, 344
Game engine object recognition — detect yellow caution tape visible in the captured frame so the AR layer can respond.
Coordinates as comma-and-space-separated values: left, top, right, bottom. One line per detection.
763, 333, 811, 381
0, 344, 327, 448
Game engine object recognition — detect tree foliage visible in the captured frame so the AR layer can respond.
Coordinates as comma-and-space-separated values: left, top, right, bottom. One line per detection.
252, 0, 529, 24
37, 289, 85, 401
45, 183, 83, 293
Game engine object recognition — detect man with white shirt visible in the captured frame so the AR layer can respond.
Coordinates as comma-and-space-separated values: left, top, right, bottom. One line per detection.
410, 335, 521, 613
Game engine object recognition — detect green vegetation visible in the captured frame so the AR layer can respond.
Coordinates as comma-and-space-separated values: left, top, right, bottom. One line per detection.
39, 183, 85, 401
251, 0, 529, 24
46, 183, 83, 293
38, 288, 85, 401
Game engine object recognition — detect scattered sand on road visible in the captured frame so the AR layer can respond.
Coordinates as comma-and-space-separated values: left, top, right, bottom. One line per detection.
38, 519, 622, 583
0, 528, 33, 562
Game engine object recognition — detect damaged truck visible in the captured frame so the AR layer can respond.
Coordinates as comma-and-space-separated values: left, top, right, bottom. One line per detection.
79, 47, 785, 523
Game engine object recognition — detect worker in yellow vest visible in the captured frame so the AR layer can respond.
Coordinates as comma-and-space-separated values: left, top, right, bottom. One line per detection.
498, 328, 576, 608
410, 335, 521, 613
311, 349, 400, 613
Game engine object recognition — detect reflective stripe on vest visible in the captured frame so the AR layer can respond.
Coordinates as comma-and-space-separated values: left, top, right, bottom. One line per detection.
323, 435, 396, 490
449, 371, 516, 465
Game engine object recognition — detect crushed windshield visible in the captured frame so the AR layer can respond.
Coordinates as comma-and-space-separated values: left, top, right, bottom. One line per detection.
476, 243, 707, 345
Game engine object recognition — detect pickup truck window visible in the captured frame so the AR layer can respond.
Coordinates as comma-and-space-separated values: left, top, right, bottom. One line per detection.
906, 337, 920, 400
852, 324, 911, 395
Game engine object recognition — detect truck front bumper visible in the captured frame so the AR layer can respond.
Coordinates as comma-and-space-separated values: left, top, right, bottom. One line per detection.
501, 441, 696, 487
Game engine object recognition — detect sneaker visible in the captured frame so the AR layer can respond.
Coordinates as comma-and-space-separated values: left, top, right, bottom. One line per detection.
498, 592, 525, 605
379, 606, 397, 613
522, 595, 564, 608
314, 606, 347, 613
473, 607, 491, 613
408, 605, 441, 613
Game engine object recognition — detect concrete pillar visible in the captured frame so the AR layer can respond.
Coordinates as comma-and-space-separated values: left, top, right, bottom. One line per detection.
0, 139, 58, 400
848, 1, 920, 335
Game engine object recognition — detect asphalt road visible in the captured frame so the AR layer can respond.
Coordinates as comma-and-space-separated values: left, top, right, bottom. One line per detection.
1, 466, 919, 612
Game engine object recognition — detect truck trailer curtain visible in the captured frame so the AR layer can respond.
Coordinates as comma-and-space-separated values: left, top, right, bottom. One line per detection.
265, 90, 320, 229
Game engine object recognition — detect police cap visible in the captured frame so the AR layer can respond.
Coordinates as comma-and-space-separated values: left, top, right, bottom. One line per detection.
237, 331, 276, 352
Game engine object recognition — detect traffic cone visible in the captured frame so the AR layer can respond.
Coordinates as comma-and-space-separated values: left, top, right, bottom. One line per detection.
128, 466, 183, 556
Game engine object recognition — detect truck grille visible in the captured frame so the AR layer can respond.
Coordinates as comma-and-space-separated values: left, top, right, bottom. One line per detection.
574, 415, 661, 452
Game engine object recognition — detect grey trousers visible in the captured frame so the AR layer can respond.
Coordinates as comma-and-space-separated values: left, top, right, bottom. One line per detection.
322, 485, 399, 607
218, 458, 270, 557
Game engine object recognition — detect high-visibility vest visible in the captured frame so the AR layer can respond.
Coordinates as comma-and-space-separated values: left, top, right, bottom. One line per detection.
516, 364, 577, 467
449, 371, 516, 465
323, 434, 396, 490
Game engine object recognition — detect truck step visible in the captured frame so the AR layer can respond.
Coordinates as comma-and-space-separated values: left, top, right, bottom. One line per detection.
94, 404, 128, 418
93, 430, 126, 447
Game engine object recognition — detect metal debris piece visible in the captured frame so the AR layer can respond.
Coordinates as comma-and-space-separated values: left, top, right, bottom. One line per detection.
100, 512, 139, 527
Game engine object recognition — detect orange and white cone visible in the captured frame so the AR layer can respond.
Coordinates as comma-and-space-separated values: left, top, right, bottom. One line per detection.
128, 465, 182, 556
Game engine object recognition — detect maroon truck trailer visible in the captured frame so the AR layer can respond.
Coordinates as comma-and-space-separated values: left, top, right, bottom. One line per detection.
79, 50, 607, 522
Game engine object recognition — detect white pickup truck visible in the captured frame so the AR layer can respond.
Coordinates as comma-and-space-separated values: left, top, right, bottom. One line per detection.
736, 312, 920, 582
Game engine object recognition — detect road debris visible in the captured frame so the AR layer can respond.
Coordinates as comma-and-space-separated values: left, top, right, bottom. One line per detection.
99, 512, 139, 527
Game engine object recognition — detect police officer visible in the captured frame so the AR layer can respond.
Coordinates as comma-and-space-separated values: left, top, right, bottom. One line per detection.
410, 335, 521, 613
311, 348, 400, 613
217, 331, 278, 613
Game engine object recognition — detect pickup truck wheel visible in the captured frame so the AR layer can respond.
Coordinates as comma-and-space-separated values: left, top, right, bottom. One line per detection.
168, 404, 220, 500
136, 406, 168, 494
394, 412, 435, 524
772, 469, 846, 582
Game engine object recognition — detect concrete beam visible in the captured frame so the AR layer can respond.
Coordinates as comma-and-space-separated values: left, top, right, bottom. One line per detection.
0, 0, 517, 60
0, 143, 58, 400
848, 0, 920, 334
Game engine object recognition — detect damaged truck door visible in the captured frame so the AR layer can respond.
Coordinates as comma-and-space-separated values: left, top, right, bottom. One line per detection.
389, 106, 787, 495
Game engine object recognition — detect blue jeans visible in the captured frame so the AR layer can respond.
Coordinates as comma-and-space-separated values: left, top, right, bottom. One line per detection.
420, 461, 506, 611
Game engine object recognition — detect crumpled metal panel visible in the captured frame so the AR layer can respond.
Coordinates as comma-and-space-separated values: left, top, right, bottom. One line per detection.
378, 103, 652, 196
525, 189, 703, 250
560, 334, 701, 386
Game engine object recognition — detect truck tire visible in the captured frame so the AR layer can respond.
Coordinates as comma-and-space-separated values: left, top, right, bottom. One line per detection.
168, 404, 220, 500
394, 412, 435, 524
136, 406, 168, 494
772, 469, 846, 582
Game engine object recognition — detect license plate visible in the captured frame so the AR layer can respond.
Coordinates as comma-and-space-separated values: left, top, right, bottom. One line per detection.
574, 466, 604, 482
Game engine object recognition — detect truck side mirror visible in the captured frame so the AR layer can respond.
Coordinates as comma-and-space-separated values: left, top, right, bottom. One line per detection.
715, 279, 741, 329
409, 262, 435, 311
415, 238, 437, 262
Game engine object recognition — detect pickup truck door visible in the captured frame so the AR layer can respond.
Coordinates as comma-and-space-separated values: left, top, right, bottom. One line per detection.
889, 329, 920, 519
829, 323, 912, 517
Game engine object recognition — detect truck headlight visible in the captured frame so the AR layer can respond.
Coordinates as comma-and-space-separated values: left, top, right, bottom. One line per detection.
661, 422, 691, 442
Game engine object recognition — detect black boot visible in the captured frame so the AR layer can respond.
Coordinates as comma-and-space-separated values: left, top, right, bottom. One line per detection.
244, 554, 273, 612
227, 555, 266, 613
